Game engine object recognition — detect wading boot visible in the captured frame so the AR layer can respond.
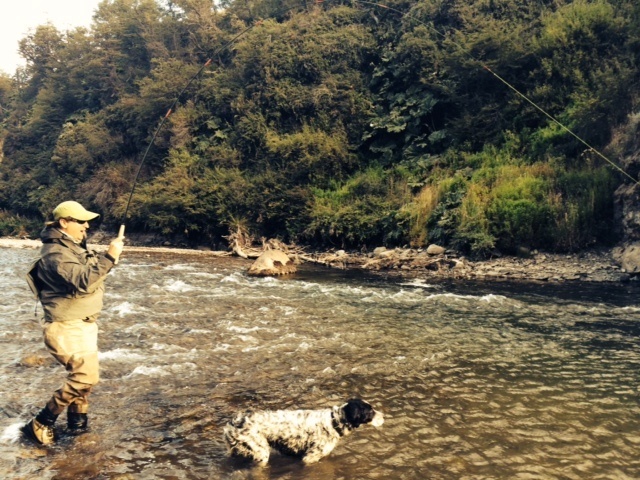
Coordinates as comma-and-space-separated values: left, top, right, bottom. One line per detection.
22, 407, 57, 446
67, 412, 89, 435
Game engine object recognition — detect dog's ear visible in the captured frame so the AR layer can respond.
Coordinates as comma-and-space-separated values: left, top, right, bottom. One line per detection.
343, 399, 375, 428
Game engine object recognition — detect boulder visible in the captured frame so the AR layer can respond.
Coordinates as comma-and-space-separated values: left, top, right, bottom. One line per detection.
618, 242, 640, 273
614, 183, 640, 241
426, 244, 446, 255
248, 250, 297, 276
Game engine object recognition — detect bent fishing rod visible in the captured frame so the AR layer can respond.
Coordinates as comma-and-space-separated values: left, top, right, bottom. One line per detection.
117, 20, 265, 242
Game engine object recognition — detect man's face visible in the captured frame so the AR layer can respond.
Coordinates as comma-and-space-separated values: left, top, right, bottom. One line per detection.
59, 218, 89, 243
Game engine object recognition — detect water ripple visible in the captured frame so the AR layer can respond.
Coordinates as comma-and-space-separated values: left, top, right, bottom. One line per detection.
0, 249, 638, 479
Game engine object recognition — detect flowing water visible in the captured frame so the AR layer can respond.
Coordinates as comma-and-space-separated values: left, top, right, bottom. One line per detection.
1, 246, 639, 480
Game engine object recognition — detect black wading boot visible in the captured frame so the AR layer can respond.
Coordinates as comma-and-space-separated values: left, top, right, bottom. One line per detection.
22, 407, 58, 445
67, 411, 89, 435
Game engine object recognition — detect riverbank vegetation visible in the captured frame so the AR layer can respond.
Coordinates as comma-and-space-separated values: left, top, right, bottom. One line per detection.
1, 0, 639, 257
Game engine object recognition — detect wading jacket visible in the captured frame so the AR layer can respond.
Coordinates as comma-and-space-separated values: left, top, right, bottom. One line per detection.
26, 227, 116, 322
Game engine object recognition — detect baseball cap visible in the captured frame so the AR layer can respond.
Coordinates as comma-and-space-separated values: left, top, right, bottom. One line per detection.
52, 201, 100, 222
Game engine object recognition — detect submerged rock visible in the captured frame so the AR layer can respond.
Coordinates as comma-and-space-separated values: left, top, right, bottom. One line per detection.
20, 354, 54, 368
248, 250, 297, 276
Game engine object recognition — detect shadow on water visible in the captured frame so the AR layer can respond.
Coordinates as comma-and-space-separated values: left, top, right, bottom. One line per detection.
573, 319, 640, 336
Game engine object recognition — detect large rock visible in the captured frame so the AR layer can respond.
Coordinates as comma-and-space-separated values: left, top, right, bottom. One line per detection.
373, 247, 388, 256
614, 183, 640, 241
426, 244, 446, 255
248, 250, 297, 276
611, 115, 640, 242
617, 242, 640, 273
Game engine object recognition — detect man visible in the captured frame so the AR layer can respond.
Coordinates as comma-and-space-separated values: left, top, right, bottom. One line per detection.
23, 200, 124, 445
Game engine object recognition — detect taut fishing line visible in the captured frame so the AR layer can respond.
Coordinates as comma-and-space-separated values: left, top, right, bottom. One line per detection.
118, 0, 639, 241
353, 0, 640, 186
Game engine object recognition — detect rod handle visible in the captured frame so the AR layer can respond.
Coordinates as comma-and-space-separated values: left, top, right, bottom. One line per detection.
114, 224, 125, 265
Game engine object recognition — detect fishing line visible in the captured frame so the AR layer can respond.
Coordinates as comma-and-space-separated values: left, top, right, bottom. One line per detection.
119, 0, 638, 243
352, 0, 640, 186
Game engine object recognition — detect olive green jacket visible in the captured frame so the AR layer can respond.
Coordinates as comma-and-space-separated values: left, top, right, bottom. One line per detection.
26, 227, 116, 322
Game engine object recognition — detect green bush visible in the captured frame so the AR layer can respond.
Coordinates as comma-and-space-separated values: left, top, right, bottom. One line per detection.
305, 166, 413, 247
0, 211, 41, 238
550, 166, 618, 249
421, 159, 617, 256
485, 167, 554, 252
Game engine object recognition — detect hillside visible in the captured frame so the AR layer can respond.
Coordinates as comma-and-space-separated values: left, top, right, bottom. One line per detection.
1, 0, 639, 263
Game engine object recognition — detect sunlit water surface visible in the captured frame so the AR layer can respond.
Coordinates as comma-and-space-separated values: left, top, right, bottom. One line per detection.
1, 247, 639, 479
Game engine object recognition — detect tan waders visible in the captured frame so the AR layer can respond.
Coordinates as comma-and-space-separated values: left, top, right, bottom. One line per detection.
23, 318, 99, 445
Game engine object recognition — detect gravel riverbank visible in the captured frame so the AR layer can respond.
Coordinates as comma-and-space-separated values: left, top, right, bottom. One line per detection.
1, 236, 633, 284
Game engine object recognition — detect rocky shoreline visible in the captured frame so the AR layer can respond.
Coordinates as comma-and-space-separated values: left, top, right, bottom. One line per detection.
303, 246, 631, 283
1, 235, 635, 284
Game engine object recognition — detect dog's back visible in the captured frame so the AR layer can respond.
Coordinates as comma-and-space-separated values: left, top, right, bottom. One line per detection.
224, 408, 335, 443
223, 399, 383, 464
223, 408, 337, 462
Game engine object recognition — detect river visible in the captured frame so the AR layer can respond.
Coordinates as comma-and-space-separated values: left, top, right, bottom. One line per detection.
1, 246, 639, 479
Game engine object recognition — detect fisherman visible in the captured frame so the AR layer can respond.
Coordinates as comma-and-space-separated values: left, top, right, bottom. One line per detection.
22, 201, 124, 445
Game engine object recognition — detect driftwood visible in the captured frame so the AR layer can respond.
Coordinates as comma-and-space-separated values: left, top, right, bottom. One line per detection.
223, 229, 465, 274
224, 226, 308, 261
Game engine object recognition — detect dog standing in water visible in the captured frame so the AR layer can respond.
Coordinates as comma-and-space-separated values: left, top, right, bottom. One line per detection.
223, 398, 384, 465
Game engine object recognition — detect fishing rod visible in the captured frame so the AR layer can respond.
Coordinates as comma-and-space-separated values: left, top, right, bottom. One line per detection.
353, 0, 640, 186
118, 1, 318, 244
117, 20, 265, 242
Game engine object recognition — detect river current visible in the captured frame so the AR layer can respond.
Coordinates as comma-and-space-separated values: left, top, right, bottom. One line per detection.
1, 246, 639, 479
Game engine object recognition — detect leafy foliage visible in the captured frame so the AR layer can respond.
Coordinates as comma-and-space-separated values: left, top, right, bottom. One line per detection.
305, 166, 413, 247
0, 0, 636, 255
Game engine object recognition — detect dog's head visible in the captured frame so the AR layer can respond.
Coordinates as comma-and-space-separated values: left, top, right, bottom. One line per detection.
341, 398, 384, 429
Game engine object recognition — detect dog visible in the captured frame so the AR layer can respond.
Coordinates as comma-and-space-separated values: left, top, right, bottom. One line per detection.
223, 398, 384, 464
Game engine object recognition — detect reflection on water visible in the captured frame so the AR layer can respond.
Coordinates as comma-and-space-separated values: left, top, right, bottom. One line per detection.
1, 248, 639, 479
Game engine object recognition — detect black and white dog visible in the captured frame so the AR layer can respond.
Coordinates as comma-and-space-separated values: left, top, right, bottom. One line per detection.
223, 398, 384, 464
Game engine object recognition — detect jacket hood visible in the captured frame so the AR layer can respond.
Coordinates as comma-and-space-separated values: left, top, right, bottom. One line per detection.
40, 226, 85, 249
40, 226, 65, 242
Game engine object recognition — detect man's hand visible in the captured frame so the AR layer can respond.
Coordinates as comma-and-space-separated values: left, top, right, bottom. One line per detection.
108, 236, 125, 263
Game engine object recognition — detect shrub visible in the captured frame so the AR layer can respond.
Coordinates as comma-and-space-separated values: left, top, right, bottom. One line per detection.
0, 211, 41, 238
455, 183, 496, 256
422, 158, 617, 257
305, 166, 413, 248
550, 166, 618, 249
401, 183, 442, 247
485, 167, 554, 252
